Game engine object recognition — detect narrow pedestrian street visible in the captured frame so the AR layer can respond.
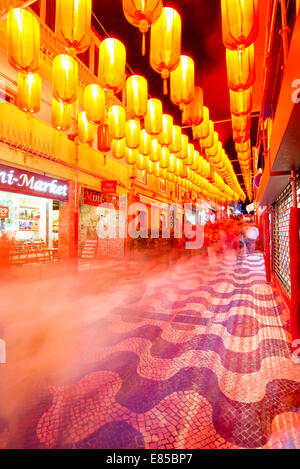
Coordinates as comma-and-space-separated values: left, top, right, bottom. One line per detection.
1, 252, 299, 449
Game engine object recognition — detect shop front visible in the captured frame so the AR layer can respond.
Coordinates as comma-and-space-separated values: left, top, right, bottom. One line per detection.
79, 186, 126, 259
0, 163, 68, 264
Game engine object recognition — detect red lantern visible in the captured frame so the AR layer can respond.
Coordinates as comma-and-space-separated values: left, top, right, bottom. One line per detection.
98, 123, 111, 152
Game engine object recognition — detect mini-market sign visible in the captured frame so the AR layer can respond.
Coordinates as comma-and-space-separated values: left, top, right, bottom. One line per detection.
0, 164, 69, 201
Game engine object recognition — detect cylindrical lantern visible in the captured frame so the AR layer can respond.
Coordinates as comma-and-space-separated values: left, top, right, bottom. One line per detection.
159, 168, 168, 180
153, 161, 160, 177
221, 0, 259, 50
108, 105, 126, 139
52, 54, 78, 104
125, 147, 138, 165
150, 7, 181, 94
144, 98, 163, 135
233, 128, 250, 143
193, 105, 209, 140
168, 153, 177, 173
230, 88, 252, 115
84, 84, 105, 124
51, 98, 72, 131
125, 119, 140, 149
185, 143, 194, 166
176, 158, 187, 178
232, 114, 251, 133
169, 125, 182, 154
7, 7, 40, 72
145, 156, 155, 174
98, 38, 126, 94
158, 114, 173, 146
160, 146, 170, 168
226, 44, 255, 91
177, 134, 188, 160
17, 72, 41, 113
201, 121, 214, 149
55, 0, 91, 53
235, 139, 251, 153
98, 123, 111, 152
170, 55, 195, 106
149, 139, 162, 162
182, 86, 203, 126
139, 129, 152, 156
122, 0, 163, 55
112, 138, 126, 159
126, 75, 148, 119
136, 153, 146, 170
78, 111, 96, 143
192, 150, 199, 172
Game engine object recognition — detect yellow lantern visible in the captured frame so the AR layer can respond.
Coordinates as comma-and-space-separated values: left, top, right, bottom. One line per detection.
145, 156, 155, 174
221, 0, 259, 50
7, 8, 40, 72
235, 139, 251, 153
168, 153, 177, 173
149, 138, 162, 162
160, 146, 170, 168
169, 125, 182, 154
136, 153, 146, 170
193, 105, 209, 140
17, 72, 41, 113
112, 138, 126, 159
176, 158, 187, 178
230, 88, 252, 115
185, 143, 194, 166
159, 168, 168, 180
226, 45, 255, 91
201, 121, 214, 149
150, 7, 181, 94
125, 147, 138, 165
170, 55, 195, 107
139, 129, 152, 156
153, 161, 160, 177
177, 134, 188, 160
52, 54, 78, 104
51, 98, 72, 131
167, 171, 174, 182
78, 111, 96, 143
122, 0, 163, 55
126, 75, 148, 119
144, 98, 163, 135
232, 114, 251, 133
182, 86, 203, 126
125, 119, 140, 149
55, 0, 91, 54
108, 105, 126, 139
192, 150, 200, 172
84, 84, 105, 125
98, 38, 126, 94
158, 114, 173, 146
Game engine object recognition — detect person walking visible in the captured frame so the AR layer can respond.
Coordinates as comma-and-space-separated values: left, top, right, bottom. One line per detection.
244, 221, 259, 254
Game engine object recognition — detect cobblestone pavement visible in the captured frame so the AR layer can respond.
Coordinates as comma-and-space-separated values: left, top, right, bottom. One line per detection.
1, 253, 299, 449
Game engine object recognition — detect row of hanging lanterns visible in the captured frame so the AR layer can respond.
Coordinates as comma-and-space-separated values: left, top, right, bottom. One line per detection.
4, 1, 244, 205
221, 0, 259, 201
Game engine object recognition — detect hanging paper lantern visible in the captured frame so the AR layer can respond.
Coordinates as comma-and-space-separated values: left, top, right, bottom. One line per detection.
126, 75, 148, 119
235, 139, 251, 153
150, 7, 181, 94
52, 54, 78, 104
98, 123, 111, 152
169, 125, 182, 154
84, 84, 105, 125
55, 0, 91, 54
7, 8, 40, 72
17, 72, 41, 113
230, 88, 252, 115
182, 86, 203, 126
233, 128, 250, 143
158, 114, 173, 146
125, 119, 140, 149
226, 45, 255, 91
112, 138, 126, 159
168, 153, 177, 173
144, 98, 163, 135
176, 158, 187, 178
193, 105, 209, 139
149, 139, 162, 162
192, 150, 200, 172
206, 132, 219, 158
125, 147, 138, 165
108, 105, 126, 139
122, 0, 163, 55
51, 98, 72, 131
159, 168, 168, 179
232, 114, 251, 133
139, 129, 152, 156
170, 55, 195, 107
98, 38, 126, 94
221, 0, 259, 50
160, 146, 170, 168
145, 156, 155, 174
78, 111, 96, 143
201, 121, 214, 149
177, 134, 188, 160
185, 143, 194, 166
153, 161, 160, 177
136, 153, 146, 170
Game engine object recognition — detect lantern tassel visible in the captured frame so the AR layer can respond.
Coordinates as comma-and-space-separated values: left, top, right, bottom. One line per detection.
163, 78, 168, 95
142, 32, 146, 56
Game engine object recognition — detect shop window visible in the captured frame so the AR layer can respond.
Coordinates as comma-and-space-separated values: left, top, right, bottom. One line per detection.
46, 0, 56, 32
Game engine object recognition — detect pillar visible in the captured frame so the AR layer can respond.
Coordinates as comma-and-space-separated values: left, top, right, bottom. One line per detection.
263, 210, 271, 283
289, 206, 300, 341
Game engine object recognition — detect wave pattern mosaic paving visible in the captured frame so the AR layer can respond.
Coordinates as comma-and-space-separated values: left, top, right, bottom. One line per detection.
1, 253, 300, 449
